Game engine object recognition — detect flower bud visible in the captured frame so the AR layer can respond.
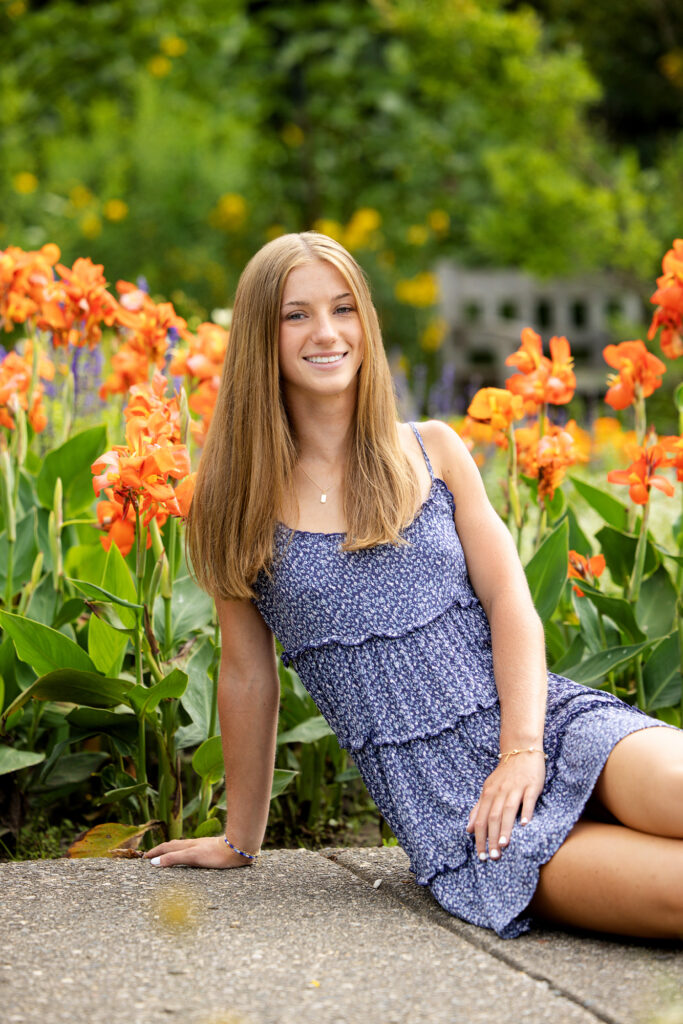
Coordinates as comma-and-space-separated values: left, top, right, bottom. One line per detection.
53, 477, 63, 532
15, 405, 28, 469
179, 387, 190, 449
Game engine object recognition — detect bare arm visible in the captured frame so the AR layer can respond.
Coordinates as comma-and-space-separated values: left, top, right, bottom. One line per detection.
145, 595, 280, 868
426, 420, 548, 858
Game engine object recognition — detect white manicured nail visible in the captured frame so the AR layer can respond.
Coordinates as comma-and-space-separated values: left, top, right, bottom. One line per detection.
521, 817, 529, 825
478, 852, 488, 862
490, 849, 500, 860
499, 835, 508, 846
150, 856, 161, 866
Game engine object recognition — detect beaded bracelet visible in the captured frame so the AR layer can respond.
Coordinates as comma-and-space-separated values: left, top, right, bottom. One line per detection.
223, 836, 261, 862
498, 746, 548, 766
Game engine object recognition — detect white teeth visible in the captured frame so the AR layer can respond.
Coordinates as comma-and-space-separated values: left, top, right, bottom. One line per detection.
305, 353, 346, 364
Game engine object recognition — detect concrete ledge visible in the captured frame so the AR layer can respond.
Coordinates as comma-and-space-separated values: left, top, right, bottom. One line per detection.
1, 849, 681, 1024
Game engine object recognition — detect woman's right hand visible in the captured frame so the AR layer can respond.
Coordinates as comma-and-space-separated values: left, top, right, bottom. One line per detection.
143, 835, 258, 869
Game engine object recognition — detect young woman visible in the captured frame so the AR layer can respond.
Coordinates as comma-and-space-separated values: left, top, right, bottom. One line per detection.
144, 232, 683, 940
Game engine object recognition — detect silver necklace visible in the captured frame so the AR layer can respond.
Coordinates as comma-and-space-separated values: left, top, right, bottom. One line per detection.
297, 462, 339, 504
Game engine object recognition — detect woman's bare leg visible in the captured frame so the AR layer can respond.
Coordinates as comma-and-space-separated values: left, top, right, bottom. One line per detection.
590, 726, 683, 838
528, 820, 683, 938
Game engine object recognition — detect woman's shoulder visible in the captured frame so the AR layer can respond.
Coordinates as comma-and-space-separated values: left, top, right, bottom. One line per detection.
398, 418, 471, 479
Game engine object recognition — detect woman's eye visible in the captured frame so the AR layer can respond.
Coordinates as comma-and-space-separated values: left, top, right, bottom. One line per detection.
336, 305, 355, 315
285, 311, 305, 321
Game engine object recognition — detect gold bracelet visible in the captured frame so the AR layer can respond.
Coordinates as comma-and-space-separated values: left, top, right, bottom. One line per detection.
498, 746, 548, 766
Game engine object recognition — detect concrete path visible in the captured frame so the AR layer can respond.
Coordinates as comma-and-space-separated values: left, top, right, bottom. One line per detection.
1, 847, 681, 1024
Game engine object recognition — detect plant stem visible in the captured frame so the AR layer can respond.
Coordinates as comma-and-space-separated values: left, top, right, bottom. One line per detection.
506, 422, 522, 548
634, 654, 646, 711
628, 496, 651, 603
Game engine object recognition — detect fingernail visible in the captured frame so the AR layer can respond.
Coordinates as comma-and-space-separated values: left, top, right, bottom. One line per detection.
489, 849, 500, 860
150, 856, 161, 866
478, 852, 488, 862
499, 835, 508, 846
521, 817, 529, 825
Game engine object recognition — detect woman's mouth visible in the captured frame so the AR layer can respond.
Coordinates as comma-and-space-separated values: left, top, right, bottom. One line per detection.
303, 353, 347, 366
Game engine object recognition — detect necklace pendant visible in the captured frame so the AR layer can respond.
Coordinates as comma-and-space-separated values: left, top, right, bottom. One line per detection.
320, 493, 327, 504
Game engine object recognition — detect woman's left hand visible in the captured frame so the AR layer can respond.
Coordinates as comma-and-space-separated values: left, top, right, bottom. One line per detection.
465, 752, 546, 860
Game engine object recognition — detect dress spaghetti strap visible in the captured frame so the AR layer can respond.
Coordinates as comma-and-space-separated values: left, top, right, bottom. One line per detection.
409, 421, 435, 481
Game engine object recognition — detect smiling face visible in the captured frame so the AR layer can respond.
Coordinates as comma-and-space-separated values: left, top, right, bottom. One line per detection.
278, 259, 365, 401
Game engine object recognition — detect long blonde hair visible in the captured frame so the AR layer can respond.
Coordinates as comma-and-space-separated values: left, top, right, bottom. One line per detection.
186, 231, 422, 600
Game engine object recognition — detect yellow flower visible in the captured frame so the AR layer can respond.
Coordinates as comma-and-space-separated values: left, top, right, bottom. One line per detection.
398, 354, 410, 376
395, 272, 440, 308
266, 224, 287, 241
103, 199, 129, 222
428, 209, 450, 235
312, 219, 345, 243
407, 225, 429, 247
160, 35, 187, 57
147, 55, 172, 77
70, 184, 93, 209
344, 207, 381, 250
281, 122, 304, 147
209, 193, 247, 231
13, 172, 38, 195
420, 317, 447, 352
79, 212, 102, 239
6, 1, 26, 17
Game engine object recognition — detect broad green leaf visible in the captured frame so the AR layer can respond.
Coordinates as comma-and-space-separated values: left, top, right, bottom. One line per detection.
566, 505, 591, 556
191, 735, 224, 783
67, 819, 160, 858
0, 747, 46, 776
0, 610, 96, 676
524, 518, 568, 623
0, 509, 39, 593
52, 598, 86, 631
570, 641, 655, 685
154, 576, 214, 647
100, 542, 138, 623
570, 477, 628, 531
575, 583, 646, 643
595, 526, 659, 589
86, 542, 138, 675
70, 579, 142, 612
24, 573, 58, 627
270, 768, 299, 798
96, 782, 150, 805
636, 565, 677, 640
543, 485, 565, 522
178, 638, 214, 742
1, 669, 134, 730
276, 715, 335, 745
40, 751, 109, 788
64, 544, 108, 583
128, 669, 188, 716
573, 592, 603, 652
334, 766, 361, 783
36, 425, 107, 515
66, 706, 136, 731
194, 817, 223, 838
551, 634, 585, 675
87, 603, 138, 635
643, 633, 682, 711
543, 620, 566, 665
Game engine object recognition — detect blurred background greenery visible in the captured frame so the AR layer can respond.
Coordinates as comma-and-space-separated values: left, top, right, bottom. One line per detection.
2, 0, 683, 364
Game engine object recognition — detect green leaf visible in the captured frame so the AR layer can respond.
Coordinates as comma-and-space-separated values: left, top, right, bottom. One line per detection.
569, 641, 655, 685
636, 565, 677, 640
52, 598, 86, 631
543, 485, 565, 522
524, 518, 568, 622
570, 477, 628, 531
551, 633, 585, 675
276, 715, 335, 745
0, 747, 46, 776
40, 751, 109, 788
575, 583, 646, 643
36, 425, 107, 515
86, 542, 138, 676
566, 505, 591, 555
67, 819, 160, 858
128, 669, 188, 717
572, 591, 603, 652
96, 782, 151, 805
1, 669, 134, 730
64, 544, 107, 583
192, 735, 224, 783
596, 525, 659, 589
178, 638, 214, 744
0, 610, 96, 676
65, 706, 136, 731
0, 509, 39, 594
154, 576, 214, 647
194, 817, 223, 838
271, 768, 299, 798
70, 579, 142, 613
643, 633, 682, 712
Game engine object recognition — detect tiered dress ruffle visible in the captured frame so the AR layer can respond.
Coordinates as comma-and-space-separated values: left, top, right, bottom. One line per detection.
251, 422, 675, 938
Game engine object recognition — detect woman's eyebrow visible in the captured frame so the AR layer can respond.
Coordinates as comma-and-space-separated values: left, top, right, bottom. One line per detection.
282, 292, 352, 308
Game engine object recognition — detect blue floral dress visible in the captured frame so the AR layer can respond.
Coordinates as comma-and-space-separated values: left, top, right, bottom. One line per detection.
252, 421, 673, 938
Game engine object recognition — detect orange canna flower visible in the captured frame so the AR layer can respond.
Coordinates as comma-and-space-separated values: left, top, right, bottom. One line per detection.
516, 420, 588, 502
170, 321, 229, 445
649, 239, 683, 360
660, 435, 683, 482
0, 342, 55, 432
568, 550, 606, 597
606, 442, 674, 504
505, 329, 575, 408
465, 388, 524, 447
39, 257, 121, 348
0, 244, 61, 331
124, 372, 182, 446
603, 340, 666, 410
